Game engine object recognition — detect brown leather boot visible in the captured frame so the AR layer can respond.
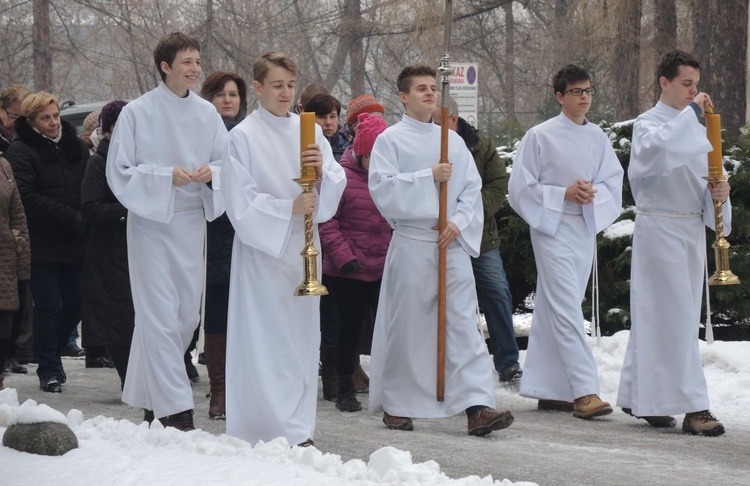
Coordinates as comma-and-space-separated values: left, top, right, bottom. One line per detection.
166, 409, 195, 432
382, 412, 414, 431
204, 333, 226, 420
573, 394, 613, 419
683, 410, 725, 436
353, 363, 369, 393
467, 407, 514, 436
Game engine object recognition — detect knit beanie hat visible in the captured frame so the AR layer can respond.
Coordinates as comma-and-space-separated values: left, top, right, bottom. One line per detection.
80, 111, 100, 148
352, 113, 387, 157
346, 94, 384, 125
100, 100, 128, 134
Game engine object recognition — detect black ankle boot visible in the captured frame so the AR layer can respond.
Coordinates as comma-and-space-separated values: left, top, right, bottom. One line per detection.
335, 375, 362, 412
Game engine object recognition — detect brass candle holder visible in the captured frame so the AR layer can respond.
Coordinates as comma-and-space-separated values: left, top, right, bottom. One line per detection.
293, 177, 328, 296
704, 174, 740, 286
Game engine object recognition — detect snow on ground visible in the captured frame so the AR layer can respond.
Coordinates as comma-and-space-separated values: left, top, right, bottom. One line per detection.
1, 330, 748, 485
496, 330, 750, 431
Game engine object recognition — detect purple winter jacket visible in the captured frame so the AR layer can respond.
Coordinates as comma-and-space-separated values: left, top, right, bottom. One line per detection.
320, 146, 392, 281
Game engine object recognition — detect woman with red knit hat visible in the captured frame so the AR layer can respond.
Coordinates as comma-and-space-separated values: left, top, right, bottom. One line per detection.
345, 94, 385, 139
319, 113, 392, 412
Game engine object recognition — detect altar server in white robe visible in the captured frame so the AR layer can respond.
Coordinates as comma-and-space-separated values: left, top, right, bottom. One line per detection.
368, 64, 514, 437
106, 33, 227, 431
509, 64, 623, 419
617, 50, 729, 437
221, 52, 345, 447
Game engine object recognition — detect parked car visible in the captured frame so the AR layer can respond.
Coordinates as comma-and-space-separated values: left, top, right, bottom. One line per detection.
60, 101, 108, 134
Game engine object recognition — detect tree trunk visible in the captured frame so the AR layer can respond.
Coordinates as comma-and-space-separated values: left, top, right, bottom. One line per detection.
33, 0, 53, 92
205, 0, 214, 73
503, 1, 516, 123
653, 0, 676, 103
710, 0, 747, 133
692, 0, 713, 96
348, 0, 365, 96
614, 0, 642, 120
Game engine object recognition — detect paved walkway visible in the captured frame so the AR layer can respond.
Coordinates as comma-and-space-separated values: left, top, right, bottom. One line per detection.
3, 358, 748, 486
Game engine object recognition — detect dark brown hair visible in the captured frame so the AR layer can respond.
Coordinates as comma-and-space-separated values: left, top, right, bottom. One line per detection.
304, 93, 341, 117
153, 32, 201, 82
656, 50, 701, 82
552, 64, 590, 95
200, 71, 249, 120
397, 64, 437, 94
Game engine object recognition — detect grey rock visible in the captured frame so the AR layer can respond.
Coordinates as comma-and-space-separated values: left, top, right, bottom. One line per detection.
2, 421, 78, 456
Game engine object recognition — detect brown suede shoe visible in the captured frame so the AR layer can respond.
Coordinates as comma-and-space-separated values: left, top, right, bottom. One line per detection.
682, 410, 725, 437
383, 412, 414, 431
538, 399, 575, 412
573, 394, 613, 419
467, 407, 514, 436
622, 408, 676, 428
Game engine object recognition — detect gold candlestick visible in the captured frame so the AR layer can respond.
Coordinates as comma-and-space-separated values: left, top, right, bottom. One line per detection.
293, 177, 328, 296
704, 174, 740, 286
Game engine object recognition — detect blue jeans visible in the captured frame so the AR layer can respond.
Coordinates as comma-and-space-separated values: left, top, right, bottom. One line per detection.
29, 262, 84, 381
472, 248, 519, 373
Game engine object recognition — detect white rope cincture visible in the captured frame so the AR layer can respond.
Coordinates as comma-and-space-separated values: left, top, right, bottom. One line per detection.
704, 253, 714, 345
196, 220, 208, 356
591, 237, 601, 346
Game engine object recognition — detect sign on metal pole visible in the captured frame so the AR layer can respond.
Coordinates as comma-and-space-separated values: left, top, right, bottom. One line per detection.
449, 62, 479, 128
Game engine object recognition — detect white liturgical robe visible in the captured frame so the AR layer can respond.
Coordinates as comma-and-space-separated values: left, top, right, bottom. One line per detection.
509, 112, 623, 402
221, 106, 345, 446
617, 102, 731, 417
367, 114, 497, 418
106, 82, 227, 418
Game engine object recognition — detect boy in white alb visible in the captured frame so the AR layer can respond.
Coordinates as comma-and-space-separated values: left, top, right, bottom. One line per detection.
617, 50, 729, 437
508, 65, 623, 419
221, 52, 345, 447
368, 64, 513, 436
107, 32, 227, 430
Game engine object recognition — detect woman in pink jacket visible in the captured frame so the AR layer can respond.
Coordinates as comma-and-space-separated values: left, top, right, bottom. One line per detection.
320, 113, 391, 412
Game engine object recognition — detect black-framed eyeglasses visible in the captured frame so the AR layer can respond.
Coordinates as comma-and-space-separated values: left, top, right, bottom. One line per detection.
2, 107, 22, 119
563, 87, 596, 96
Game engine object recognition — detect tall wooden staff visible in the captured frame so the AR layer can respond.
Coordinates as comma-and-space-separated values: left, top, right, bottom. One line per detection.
436, 0, 453, 402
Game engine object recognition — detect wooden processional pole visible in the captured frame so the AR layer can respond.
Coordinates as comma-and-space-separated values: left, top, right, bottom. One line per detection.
436, 0, 453, 402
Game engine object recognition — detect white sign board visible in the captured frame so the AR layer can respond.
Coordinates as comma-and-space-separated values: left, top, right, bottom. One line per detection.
449, 62, 479, 128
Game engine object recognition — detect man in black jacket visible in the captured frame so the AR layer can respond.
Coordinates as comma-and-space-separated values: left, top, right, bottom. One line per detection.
433, 97, 522, 384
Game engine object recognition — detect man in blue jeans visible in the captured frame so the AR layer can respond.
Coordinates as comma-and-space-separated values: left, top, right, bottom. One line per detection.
433, 98, 522, 383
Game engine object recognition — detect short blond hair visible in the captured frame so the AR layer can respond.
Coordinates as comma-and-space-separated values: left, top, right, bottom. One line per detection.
253, 51, 296, 84
0, 84, 32, 109
21, 92, 60, 121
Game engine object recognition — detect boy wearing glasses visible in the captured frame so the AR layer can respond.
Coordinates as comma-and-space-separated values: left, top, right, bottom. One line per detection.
508, 64, 623, 419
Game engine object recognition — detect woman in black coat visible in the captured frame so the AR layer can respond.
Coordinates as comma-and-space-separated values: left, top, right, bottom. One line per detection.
198, 71, 248, 419
5, 92, 89, 393
80, 100, 132, 389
